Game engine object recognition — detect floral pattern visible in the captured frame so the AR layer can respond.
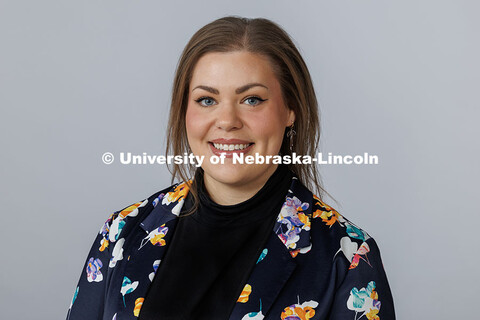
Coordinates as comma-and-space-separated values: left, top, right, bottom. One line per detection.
161, 182, 190, 215
69, 286, 78, 309
237, 284, 252, 303
152, 193, 164, 208
121, 276, 139, 307
256, 248, 268, 264
109, 238, 125, 268
312, 195, 341, 227
86, 257, 103, 282
275, 196, 310, 250
67, 178, 394, 319
133, 298, 144, 317
148, 260, 161, 281
347, 281, 381, 320
280, 300, 319, 320
241, 300, 264, 319
139, 225, 169, 249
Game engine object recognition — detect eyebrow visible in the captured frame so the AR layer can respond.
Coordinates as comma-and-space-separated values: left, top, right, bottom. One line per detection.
192, 83, 268, 94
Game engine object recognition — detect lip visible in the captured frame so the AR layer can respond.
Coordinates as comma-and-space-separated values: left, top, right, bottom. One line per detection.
208, 139, 254, 158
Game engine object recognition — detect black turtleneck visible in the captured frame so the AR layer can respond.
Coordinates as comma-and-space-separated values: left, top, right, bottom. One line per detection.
139, 164, 292, 320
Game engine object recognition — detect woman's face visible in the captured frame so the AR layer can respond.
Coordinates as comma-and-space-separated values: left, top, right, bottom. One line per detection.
186, 51, 295, 198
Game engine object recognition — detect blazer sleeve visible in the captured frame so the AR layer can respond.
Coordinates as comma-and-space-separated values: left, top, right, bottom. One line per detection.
328, 237, 396, 320
66, 210, 120, 320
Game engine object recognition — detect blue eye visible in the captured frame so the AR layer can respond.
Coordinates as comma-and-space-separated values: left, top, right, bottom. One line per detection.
244, 96, 266, 106
195, 97, 216, 107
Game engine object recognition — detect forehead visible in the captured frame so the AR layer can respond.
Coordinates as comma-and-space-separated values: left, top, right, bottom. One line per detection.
189, 51, 280, 90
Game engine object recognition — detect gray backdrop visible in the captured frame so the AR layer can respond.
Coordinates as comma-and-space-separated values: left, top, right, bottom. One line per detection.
1, 0, 478, 319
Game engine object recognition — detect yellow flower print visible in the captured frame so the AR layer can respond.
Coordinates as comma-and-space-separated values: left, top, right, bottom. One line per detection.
138, 223, 168, 250
281, 300, 318, 320
366, 308, 380, 320
237, 284, 252, 303
118, 201, 144, 219
312, 197, 342, 227
161, 182, 191, 215
297, 213, 311, 230
140, 224, 169, 249
150, 232, 166, 246
133, 297, 144, 317
99, 237, 109, 252
162, 182, 190, 205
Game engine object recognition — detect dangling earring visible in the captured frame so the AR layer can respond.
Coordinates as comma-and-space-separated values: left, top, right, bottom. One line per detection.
286, 121, 296, 153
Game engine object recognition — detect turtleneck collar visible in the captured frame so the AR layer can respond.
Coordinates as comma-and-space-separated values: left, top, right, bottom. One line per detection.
189, 164, 292, 227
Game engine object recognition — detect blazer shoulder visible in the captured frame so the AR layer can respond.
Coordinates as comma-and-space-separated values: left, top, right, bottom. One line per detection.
99, 182, 186, 247
310, 194, 372, 243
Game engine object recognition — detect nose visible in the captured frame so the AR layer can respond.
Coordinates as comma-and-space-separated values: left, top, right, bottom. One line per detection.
215, 102, 243, 131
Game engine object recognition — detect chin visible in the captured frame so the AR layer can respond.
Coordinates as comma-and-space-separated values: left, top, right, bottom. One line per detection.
203, 162, 275, 189
205, 164, 249, 184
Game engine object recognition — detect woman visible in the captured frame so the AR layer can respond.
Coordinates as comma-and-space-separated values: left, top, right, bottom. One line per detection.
67, 16, 395, 320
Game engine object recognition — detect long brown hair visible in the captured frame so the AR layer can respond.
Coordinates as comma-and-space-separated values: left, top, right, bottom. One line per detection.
165, 16, 325, 213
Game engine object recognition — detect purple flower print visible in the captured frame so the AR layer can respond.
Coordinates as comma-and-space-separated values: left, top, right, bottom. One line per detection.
86, 257, 103, 282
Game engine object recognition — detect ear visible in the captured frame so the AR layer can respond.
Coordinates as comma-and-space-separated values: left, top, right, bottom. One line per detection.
286, 108, 296, 126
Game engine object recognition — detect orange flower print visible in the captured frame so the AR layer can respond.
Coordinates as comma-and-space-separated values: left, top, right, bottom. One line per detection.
139, 225, 169, 249
289, 244, 313, 258
290, 249, 300, 258
134, 297, 144, 317
163, 182, 189, 204
312, 199, 341, 227
109, 200, 148, 243
161, 182, 190, 215
281, 300, 318, 320
99, 237, 109, 252
150, 231, 167, 246
365, 308, 380, 320
118, 201, 144, 219
99, 213, 114, 251
237, 284, 252, 303
297, 213, 311, 230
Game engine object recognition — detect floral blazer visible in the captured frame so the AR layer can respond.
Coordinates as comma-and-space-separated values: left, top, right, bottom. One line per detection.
67, 176, 395, 320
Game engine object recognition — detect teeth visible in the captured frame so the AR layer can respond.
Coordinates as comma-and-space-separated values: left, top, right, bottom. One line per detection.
212, 143, 251, 151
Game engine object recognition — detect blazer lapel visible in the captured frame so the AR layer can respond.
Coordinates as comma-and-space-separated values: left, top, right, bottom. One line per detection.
107, 183, 189, 319
230, 177, 314, 318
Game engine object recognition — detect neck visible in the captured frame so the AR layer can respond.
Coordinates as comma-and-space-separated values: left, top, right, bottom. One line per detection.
202, 165, 279, 206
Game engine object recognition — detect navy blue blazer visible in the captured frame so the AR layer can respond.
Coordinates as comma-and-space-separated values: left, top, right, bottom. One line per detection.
67, 176, 395, 320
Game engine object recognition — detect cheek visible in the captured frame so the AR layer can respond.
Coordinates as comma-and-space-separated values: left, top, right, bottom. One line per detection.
253, 107, 289, 141
185, 104, 201, 138
249, 114, 286, 150
185, 104, 211, 146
